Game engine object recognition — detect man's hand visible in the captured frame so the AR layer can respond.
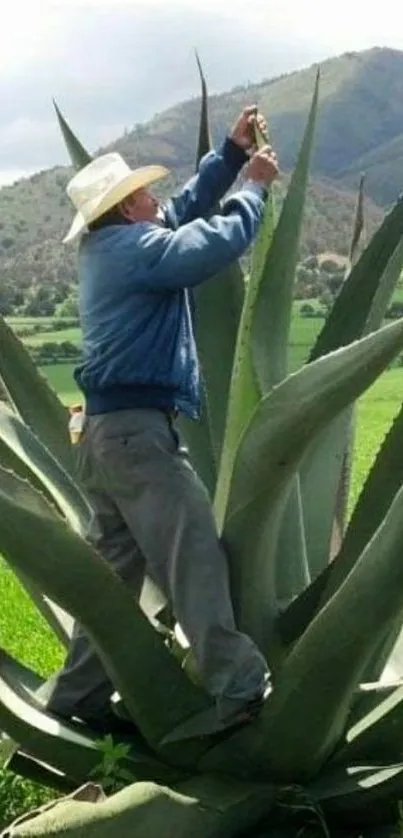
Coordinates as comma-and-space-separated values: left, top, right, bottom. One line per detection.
230, 105, 268, 151
244, 145, 279, 187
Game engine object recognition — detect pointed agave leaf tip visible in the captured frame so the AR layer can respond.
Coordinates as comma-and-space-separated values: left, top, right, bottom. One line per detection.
53, 98, 92, 171
195, 49, 205, 84
194, 48, 212, 167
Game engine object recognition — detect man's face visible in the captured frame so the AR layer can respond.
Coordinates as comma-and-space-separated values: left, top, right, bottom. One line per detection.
120, 188, 160, 223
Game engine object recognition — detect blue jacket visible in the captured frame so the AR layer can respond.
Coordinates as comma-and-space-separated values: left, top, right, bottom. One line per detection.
75, 138, 267, 418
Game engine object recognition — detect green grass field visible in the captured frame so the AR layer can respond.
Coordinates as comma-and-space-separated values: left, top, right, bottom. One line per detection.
24, 328, 81, 347
1, 314, 403, 677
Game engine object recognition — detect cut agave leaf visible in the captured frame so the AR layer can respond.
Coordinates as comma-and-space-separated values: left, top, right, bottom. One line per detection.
0, 467, 211, 757
0, 776, 273, 838
224, 319, 403, 656
0, 315, 72, 473
53, 100, 92, 170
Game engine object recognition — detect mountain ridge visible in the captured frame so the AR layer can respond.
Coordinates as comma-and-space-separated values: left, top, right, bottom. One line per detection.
1, 45, 402, 315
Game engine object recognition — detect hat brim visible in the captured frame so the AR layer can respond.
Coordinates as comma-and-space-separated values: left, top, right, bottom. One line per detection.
63, 164, 170, 243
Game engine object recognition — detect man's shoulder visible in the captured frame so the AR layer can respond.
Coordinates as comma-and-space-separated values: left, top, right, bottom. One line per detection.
81, 222, 165, 252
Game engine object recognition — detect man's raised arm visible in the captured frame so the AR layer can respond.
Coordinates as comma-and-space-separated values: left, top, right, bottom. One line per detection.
165, 106, 269, 228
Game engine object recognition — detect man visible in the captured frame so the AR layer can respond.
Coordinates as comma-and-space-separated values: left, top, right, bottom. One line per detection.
48, 106, 279, 733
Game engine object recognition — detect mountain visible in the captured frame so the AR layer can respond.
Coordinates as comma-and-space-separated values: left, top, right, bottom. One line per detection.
3, 45, 403, 316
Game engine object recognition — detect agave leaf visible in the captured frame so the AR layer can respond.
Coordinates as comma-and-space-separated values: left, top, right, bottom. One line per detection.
0, 315, 71, 473
279, 255, 403, 651
352, 681, 403, 717
0, 669, 101, 782
0, 651, 178, 788
194, 51, 211, 162
299, 176, 365, 577
53, 100, 92, 170
191, 259, 245, 482
178, 56, 245, 495
333, 684, 403, 764
300, 191, 403, 580
214, 75, 318, 537
0, 405, 92, 646
379, 626, 403, 684
321, 395, 403, 608
191, 54, 246, 468
202, 474, 403, 781
275, 565, 330, 649
0, 467, 211, 757
0, 649, 42, 694
349, 173, 365, 265
252, 70, 319, 392
309, 763, 403, 819
301, 172, 365, 569
0, 650, 180, 789
15, 573, 74, 650
310, 197, 403, 363
212, 126, 278, 528
274, 475, 310, 607
5, 751, 75, 794
1, 776, 273, 838
223, 319, 403, 657
365, 236, 403, 337
300, 410, 353, 579
0, 404, 90, 534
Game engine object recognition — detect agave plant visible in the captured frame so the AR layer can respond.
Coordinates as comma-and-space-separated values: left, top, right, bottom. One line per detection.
3, 59, 403, 837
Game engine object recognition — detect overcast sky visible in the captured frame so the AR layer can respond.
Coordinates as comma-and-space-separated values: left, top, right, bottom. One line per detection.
1, 0, 403, 186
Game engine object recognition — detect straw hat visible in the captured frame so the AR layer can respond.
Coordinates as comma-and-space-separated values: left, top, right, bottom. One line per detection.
63, 152, 169, 243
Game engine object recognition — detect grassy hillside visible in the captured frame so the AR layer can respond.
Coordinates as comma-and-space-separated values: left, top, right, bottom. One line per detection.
338, 132, 403, 205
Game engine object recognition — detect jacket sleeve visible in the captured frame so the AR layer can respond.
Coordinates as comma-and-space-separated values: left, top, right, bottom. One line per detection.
137, 181, 267, 290
164, 137, 248, 227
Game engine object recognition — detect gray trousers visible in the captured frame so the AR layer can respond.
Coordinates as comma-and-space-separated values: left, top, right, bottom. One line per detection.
47, 409, 267, 721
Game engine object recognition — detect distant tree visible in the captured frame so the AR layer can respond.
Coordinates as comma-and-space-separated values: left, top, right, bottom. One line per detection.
386, 301, 403, 319
59, 295, 79, 317
300, 303, 316, 317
